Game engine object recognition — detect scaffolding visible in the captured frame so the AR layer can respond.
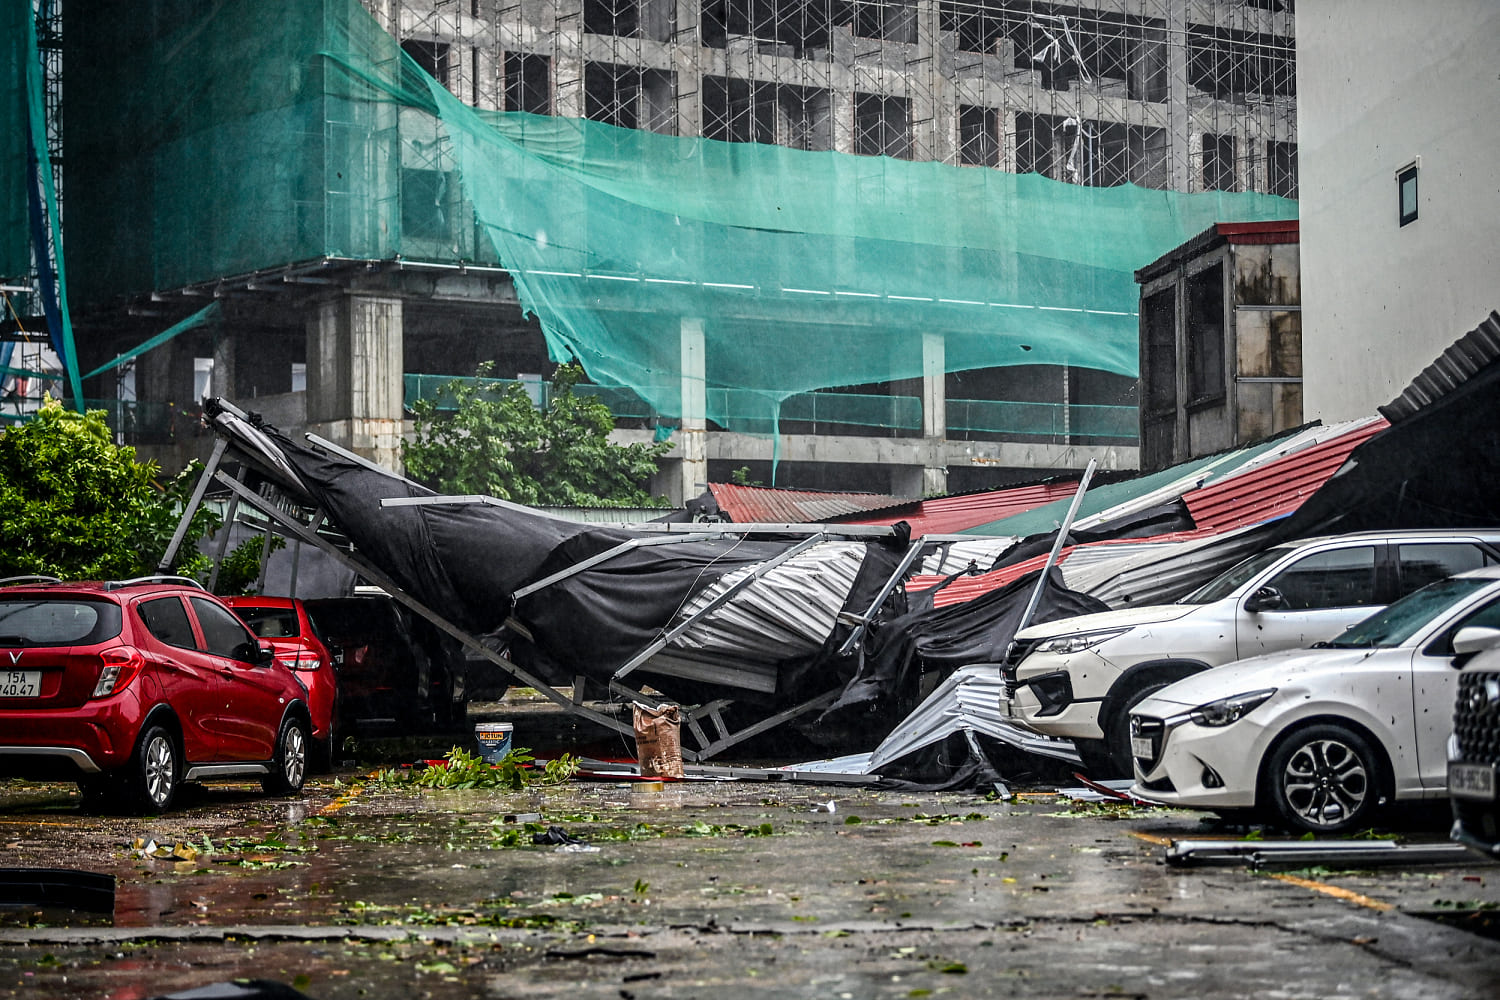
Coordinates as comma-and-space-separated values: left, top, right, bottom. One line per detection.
388, 0, 1296, 196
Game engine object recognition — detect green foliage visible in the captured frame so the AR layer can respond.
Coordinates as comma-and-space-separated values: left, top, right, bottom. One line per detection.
213, 535, 287, 596
376, 746, 579, 790
728, 466, 761, 487
403, 362, 671, 508
0, 399, 220, 579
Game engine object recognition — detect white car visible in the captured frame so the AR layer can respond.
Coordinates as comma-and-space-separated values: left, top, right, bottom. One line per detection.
1002, 530, 1500, 775
1127, 567, 1500, 833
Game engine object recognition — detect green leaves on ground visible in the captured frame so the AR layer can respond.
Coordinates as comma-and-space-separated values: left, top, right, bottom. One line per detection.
376, 746, 579, 790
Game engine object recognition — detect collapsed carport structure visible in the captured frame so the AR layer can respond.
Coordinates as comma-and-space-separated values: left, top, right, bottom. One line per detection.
170, 397, 1109, 762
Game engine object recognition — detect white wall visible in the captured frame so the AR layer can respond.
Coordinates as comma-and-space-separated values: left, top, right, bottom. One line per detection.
1296, 1, 1500, 422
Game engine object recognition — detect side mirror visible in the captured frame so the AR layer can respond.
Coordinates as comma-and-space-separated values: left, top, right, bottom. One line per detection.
1452, 626, 1500, 657
1244, 585, 1286, 614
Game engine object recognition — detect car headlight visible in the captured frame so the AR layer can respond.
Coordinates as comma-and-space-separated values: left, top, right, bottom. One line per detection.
1188, 689, 1277, 727
1033, 627, 1132, 654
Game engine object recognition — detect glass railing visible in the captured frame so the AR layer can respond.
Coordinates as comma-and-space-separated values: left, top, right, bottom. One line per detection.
403, 374, 1137, 442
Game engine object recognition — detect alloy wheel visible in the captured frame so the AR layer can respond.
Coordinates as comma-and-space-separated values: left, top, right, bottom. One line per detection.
1281, 736, 1369, 828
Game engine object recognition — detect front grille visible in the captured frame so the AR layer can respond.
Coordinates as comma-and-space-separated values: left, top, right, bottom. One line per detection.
1001, 636, 1043, 697
1130, 715, 1164, 770
1454, 672, 1500, 766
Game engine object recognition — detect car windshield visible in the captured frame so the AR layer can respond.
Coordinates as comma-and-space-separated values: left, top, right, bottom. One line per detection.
233, 605, 302, 639
1325, 576, 1496, 648
0, 598, 123, 646
1177, 548, 1291, 605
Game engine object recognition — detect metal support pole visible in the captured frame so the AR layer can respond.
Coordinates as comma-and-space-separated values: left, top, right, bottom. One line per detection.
1016, 458, 1097, 636
206, 467, 245, 594
837, 537, 928, 656
157, 437, 227, 572
254, 523, 275, 594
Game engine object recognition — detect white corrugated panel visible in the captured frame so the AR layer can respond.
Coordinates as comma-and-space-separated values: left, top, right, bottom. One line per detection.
866, 664, 1081, 772
917, 537, 1019, 576
1063, 523, 1277, 607
666, 540, 868, 661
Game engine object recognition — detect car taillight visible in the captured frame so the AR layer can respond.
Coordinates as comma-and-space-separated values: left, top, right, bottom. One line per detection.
93, 645, 146, 698
278, 655, 324, 672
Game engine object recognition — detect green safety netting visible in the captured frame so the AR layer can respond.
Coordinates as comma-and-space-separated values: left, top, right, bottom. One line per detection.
66, 0, 1296, 436
1, 0, 27, 282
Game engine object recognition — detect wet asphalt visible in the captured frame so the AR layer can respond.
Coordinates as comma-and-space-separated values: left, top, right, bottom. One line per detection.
1, 700, 1499, 999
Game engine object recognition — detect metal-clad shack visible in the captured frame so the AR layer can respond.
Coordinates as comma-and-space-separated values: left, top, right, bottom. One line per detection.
1136, 220, 1301, 472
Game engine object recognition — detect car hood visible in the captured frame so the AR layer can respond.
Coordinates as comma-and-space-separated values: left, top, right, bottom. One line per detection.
1016, 603, 1201, 640
1136, 645, 1395, 711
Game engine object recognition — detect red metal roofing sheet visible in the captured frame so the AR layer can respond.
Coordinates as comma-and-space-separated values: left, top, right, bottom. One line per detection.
708, 483, 905, 524
909, 419, 1390, 608
842, 480, 1083, 536
1182, 419, 1387, 532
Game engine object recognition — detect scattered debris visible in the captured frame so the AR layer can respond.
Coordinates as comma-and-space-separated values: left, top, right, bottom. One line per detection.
1164, 839, 1480, 868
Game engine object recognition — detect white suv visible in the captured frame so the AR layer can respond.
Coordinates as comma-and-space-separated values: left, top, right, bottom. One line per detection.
1002, 530, 1500, 775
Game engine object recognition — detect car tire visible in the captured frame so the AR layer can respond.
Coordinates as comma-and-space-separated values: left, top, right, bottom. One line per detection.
1263, 723, 1382, 835
1101, 680, 1174, 778
263, 715, 309, 796
311, 722, 340, 774
126, 725, 180, 814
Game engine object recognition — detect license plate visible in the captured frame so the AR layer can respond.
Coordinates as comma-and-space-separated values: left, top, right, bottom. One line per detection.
1131, 737, 1154, 759
1449, 762, 1496, 801
0, 670, 40, 698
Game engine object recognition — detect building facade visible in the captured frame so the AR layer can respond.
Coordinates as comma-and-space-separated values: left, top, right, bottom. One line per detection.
1296, 0, 1500, 422
47, 1, 1297, 503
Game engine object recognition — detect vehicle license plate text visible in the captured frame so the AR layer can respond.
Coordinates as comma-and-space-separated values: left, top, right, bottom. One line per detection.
0, 671, 40, 697
1449, 762, 1496, 801
1131, 737, 1154, 759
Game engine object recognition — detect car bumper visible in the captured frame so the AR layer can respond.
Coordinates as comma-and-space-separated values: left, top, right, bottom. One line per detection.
1008, 650, 1113, 739
0, 690, 147, 779
1128, 709, 1269, 811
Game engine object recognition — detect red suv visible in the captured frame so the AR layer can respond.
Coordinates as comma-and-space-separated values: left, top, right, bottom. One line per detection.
221, 596, 340, 771
0, 576, 316, 813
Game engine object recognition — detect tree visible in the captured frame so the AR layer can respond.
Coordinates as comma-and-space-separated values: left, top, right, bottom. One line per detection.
403, 362, 671, 507
0, 399, 220, 580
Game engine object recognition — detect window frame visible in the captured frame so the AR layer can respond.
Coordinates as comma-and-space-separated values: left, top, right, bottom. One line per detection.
1397, 161, 1419, 227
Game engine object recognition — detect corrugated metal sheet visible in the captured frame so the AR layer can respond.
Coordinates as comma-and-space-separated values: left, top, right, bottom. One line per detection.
866, 665, 1081, 771
663, 541, 868, 664
1061, 523, 1277, 607
917, 537, 1019, 576
1183, 417, 1386, 532
844, 480, 1083, 536
709, 483, 905, 524
1379, 310, 1500, 423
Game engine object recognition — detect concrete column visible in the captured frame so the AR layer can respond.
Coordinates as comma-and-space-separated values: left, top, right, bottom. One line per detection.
1167, 0, 1190, 192
832, 89, 856, 155
672, 0, 702, 138
678, 317, 708, 502
473, 46, 501, 111
554, 0, 585, 120
305, 294, 405, 472
921, 331, 948, 496
210, 331, 237, 400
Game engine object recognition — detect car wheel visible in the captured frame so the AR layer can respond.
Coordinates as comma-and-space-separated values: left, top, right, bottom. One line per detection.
1264, 723, 1382, 835
127, 725, 180, 814
263, 716, 309, 796
1102, 680, 1174, 778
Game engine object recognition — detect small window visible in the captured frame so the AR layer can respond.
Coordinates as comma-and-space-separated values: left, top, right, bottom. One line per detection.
1396, 543, 1492, 598
233, 605, 302, 639
0, 598, 121, 646
190, 597, 257, 661
1398, 162, 1419, 226
1267, 546, 1379, 610
138, 597, 197, 650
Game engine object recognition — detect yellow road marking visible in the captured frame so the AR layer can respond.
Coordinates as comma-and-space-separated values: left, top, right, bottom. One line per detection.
1129, 831, 1174, 846
1269, 872, 1393, 912
318, 770, 380, 815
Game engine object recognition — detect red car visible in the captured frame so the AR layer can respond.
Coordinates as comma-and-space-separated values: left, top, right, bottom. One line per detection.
221, 596, 340, 771
0, 575, 314, 813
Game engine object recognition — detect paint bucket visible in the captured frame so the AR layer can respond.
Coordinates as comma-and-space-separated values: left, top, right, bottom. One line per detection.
474, 722, 514, 764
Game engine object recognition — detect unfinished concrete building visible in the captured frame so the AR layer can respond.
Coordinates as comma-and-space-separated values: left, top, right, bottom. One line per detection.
45, 0, 1298, 502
